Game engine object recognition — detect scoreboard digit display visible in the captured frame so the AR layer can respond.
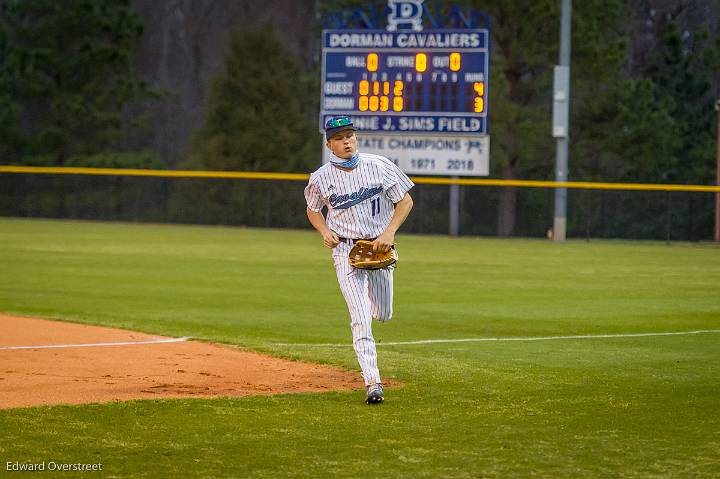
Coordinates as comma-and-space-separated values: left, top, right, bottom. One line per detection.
320, 29, 489, 135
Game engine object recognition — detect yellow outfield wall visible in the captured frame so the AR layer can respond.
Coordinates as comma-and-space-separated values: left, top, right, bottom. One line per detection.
1, 165, 720, 193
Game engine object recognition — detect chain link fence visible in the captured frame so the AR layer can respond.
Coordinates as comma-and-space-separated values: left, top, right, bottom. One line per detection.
0, 173, 716, 241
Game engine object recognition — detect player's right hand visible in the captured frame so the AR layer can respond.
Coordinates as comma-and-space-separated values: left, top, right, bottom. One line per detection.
322, 230, 340, 249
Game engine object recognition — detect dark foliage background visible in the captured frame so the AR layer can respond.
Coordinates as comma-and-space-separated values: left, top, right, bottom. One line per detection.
1, 0, 718, 240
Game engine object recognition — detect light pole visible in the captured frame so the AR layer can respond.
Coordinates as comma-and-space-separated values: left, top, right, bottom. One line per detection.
552, 0, 572, 241
715, 99, 720, 242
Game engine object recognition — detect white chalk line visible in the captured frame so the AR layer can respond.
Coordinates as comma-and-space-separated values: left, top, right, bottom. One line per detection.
274, 330, 720, 347
0, 336, 191, 351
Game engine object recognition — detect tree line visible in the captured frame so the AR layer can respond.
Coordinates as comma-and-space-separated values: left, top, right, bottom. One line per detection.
1, 0, 718, 238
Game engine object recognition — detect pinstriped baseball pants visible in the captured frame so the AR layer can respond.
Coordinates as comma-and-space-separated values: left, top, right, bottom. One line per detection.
332, 242, 394, 386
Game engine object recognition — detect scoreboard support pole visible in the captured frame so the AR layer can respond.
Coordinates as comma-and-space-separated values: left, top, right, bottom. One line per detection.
449, 178, 460, 236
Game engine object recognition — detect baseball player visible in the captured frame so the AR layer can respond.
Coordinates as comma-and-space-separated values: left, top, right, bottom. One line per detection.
304, 115, 414, 404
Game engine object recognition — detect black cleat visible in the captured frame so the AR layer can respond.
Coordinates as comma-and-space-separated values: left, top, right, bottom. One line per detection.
365, 383, 384, 404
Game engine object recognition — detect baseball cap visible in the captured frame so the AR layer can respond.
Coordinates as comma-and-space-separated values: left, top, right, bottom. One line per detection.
325, 115, 357, 140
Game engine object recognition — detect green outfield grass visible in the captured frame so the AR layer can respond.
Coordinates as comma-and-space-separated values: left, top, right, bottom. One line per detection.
0, 218, 718, 478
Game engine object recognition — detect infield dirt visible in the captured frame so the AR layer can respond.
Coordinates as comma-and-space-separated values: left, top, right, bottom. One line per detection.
0, 315, 363, 409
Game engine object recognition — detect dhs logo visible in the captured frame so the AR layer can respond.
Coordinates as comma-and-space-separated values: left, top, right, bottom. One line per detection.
387, 0, 424, 32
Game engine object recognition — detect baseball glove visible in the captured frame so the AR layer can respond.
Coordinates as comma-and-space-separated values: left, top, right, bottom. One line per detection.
348, 240, 396, 270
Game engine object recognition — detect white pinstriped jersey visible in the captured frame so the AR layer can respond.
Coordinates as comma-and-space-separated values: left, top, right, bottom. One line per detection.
304, 153, 414, 239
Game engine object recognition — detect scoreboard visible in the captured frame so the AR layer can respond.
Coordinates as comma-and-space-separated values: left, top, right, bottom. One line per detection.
320, 29, 490, 135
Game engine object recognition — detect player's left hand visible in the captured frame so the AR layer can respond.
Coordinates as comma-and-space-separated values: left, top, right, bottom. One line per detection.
373, 231, 395, 253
